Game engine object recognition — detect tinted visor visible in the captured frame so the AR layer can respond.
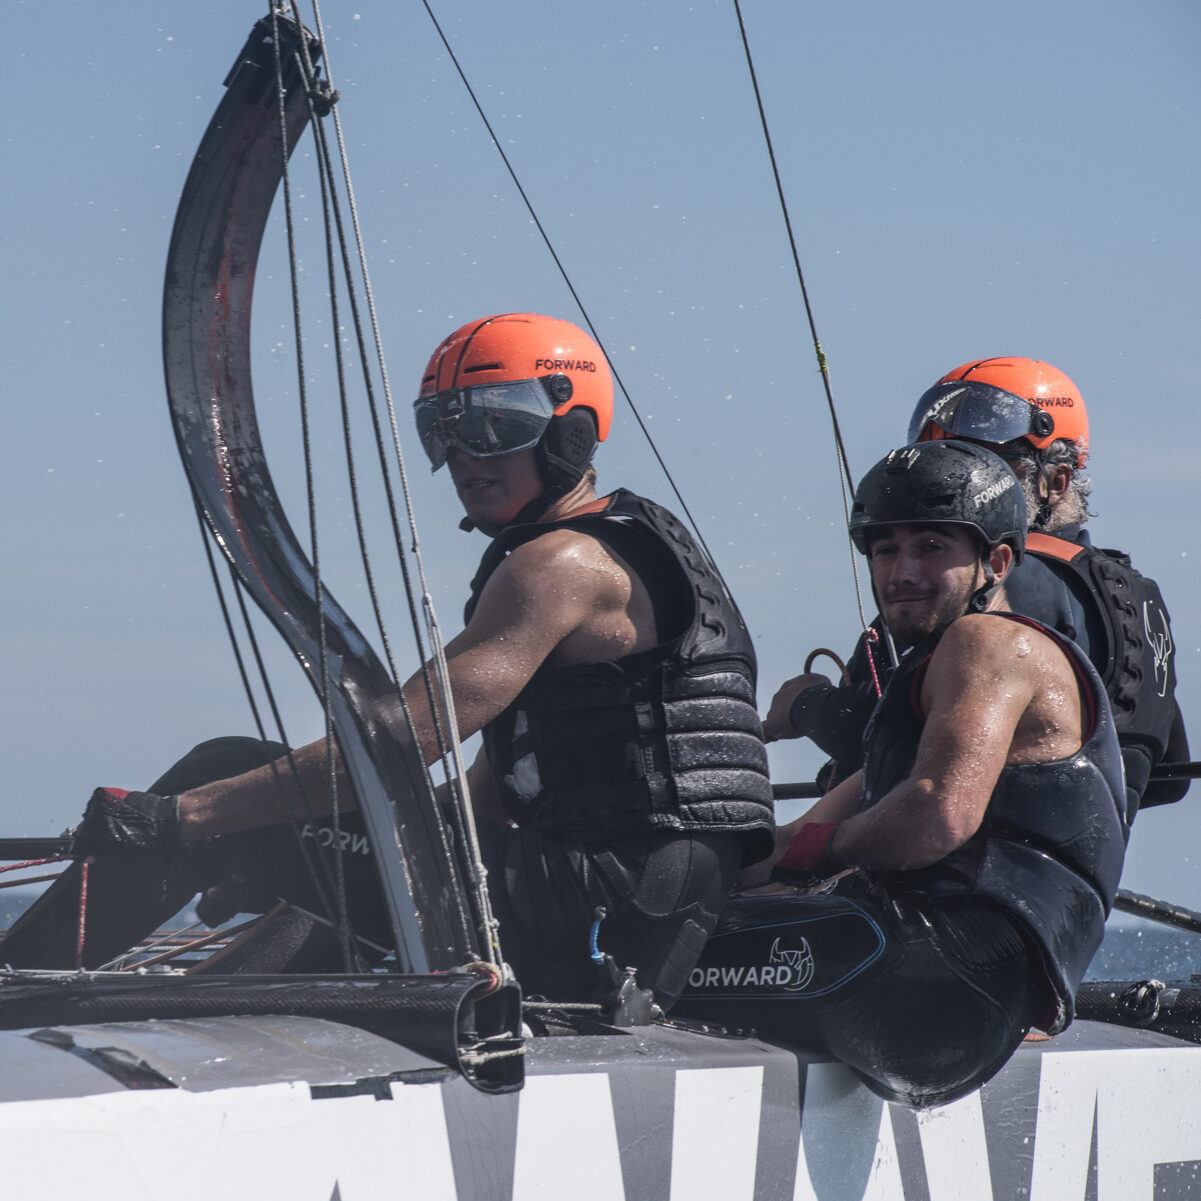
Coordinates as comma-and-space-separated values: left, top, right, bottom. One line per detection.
414, 378, 557, 471
907, 381, 1053, 447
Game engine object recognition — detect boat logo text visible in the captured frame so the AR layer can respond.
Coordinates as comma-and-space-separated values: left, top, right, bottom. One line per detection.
687, 936, 816, 993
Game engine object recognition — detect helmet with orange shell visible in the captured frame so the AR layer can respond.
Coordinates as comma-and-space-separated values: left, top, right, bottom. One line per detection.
907, 357, 1089, 468
415, 313, 612, 519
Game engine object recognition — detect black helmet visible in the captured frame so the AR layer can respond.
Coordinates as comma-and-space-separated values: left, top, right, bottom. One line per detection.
849, 441, 1027, 563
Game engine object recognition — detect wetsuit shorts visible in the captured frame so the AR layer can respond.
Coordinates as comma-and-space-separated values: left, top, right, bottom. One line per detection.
671, 877, 1048, 1108
478, 819, 741, 1010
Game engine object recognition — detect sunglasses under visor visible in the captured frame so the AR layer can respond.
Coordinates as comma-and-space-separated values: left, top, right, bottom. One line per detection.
414, 378, 558, 470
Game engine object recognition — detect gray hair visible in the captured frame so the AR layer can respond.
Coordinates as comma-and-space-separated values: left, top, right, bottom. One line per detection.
1015, 438, 1092, 531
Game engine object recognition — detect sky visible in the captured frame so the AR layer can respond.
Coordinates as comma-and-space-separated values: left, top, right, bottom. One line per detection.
3, 1, 1200, 910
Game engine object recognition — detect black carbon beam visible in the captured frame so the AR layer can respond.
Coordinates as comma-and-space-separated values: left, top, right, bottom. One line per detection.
160, 15, 480, 974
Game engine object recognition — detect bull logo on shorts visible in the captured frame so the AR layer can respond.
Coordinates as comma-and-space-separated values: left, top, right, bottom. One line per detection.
770, 936, 815, 992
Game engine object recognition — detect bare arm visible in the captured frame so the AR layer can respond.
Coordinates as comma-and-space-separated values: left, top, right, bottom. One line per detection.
177, 529, 625, 842
397, 530, 617, 762
736, 770, 865, 886
827, 615, 1064, 870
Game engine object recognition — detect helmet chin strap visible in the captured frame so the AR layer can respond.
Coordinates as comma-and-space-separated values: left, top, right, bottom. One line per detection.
459, 491, 554, 539
457, 453, 572, 539
459, 412, 597, 538
968, 556, 999, 614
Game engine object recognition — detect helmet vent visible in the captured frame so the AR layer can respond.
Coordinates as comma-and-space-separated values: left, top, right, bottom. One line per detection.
462, 362, 503, 375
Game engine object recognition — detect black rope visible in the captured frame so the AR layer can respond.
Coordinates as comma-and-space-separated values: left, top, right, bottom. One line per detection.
291, 28, 456, 783
731, 0, 887, 657
193, 506, 269, 743
270, 7, 355, 971
294, 0, 461, 797
296, 0, 491, 960
731, 0, 851, 487
418, 0, 718, 567
192, 504, 343, 922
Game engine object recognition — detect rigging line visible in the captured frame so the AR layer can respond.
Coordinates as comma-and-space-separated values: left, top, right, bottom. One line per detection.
731, 0, 851, 488
417, 0, 717, 567
731, 0, 884, 652
292, 2, 456, 786
297, 73, 408, 690
193, 504, 343, 917
298, 56, 477, 964
267, 0, 495, 963
308, 1, 470, 791
291, 10, 445, 747
193, 506, 271, 744
227, 537, 346, 916
301, 0, 502, 956
270, 8, 355, 971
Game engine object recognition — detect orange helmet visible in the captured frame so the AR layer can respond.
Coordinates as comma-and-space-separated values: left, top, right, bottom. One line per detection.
415, 314, 613, 527
908, 357, 1088, 467
415, 314, 612, 522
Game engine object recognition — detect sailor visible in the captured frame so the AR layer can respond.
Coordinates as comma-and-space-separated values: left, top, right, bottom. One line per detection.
7, 314, 775, 1006
765, 357, 1187, 820
675, 440, 1128, 1107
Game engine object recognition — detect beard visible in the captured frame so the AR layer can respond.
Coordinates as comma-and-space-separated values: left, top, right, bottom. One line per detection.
879, 571, 981, 645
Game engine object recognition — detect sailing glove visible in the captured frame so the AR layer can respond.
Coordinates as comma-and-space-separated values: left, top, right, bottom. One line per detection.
70, 787, 182, 858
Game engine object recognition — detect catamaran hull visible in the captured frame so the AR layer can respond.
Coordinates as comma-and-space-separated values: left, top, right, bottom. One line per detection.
1, 1014, 1198, 1200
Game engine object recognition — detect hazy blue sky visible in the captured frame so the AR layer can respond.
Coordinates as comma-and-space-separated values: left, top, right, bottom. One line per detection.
4, 1, 1199, 908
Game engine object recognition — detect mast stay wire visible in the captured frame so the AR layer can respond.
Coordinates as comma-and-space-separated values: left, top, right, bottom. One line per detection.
198, 0, 891, 961
417, 0, 719, 570
190, 506, 344, 927
268, 5, 355, 969
229, 1, 500, 963
297, 0, 501, 961
731, 0, 896, 667
181, 3, 464, 972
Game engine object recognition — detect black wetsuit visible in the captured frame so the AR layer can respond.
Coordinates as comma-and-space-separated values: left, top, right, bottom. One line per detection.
467, 490, 774, 1007
791, 530, 1186, 816
675, 616, 1127, 1108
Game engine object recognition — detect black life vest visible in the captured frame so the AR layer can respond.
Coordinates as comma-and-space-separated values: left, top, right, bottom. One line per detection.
1026, 531, 1185, 811
861, 614, 1127, 1033
464, 490, 774, 863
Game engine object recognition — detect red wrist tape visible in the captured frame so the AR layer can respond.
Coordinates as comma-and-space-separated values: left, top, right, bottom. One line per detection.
777, 821, 842, 877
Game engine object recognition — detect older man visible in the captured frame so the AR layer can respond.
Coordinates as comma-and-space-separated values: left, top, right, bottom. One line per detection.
767, 357, 1186, 820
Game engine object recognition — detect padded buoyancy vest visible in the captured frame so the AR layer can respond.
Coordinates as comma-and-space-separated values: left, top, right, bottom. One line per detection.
464, 490, 774, 863
1026, 532, 1178, 758
860, 614, 1127, 1033
1026, 531, 1185, 812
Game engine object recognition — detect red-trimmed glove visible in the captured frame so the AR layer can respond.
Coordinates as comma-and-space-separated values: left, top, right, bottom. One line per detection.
770, 820, 843, 887
70, 787, 182, 858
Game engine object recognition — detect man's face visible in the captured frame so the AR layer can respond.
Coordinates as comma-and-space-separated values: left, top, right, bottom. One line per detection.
867, 523, 984, 643
447, 446, 543, 528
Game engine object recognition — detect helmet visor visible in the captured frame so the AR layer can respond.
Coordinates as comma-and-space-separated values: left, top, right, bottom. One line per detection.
907, 381, 1052, 447
414, 378, 557, 471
